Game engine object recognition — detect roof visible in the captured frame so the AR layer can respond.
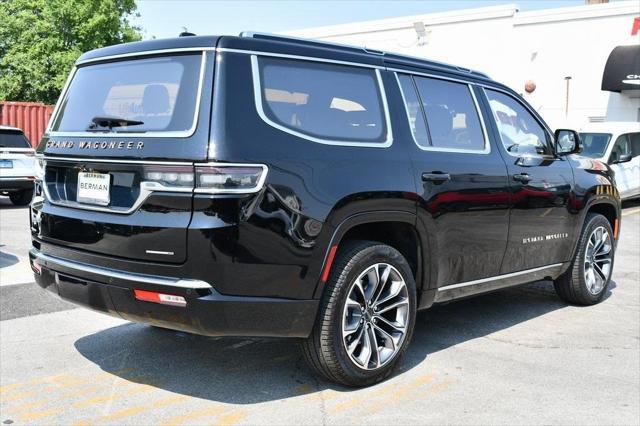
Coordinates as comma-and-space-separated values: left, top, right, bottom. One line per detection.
0, 125, 23, 133
579, 122, 640, 135
76, 32, 493, 83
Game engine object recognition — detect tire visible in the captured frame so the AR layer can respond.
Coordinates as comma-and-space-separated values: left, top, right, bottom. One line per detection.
302, 240, 417, 387
9, 189, 33, 206
554, 213, 615, 305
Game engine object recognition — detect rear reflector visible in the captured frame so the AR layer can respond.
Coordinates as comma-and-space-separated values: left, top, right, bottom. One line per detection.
134, 289, 187, 307
614, 218, 619, 239
321, 245, 339, 283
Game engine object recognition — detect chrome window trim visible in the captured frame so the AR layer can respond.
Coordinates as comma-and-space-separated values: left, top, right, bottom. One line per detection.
37, 155, 193, 166
46, 51, 209, 139
481, 86, 554, 157
394, 72, 491, 155
219, 47, 384, 70
38, 159, 269, 213
75, 47, 217, 66
437, 263, 563, 292
193, 162, 269, 195
31, 249, 212, 289
250, 55, 393, 148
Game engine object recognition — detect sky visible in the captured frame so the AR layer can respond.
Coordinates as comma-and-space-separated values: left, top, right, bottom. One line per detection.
134, 0, 598, 40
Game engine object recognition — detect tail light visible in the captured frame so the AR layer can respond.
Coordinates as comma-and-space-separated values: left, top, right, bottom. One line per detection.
195, 164, 267, 194
142, 163, 267, 194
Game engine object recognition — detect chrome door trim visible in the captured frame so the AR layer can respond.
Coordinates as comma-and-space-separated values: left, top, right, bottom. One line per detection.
437, 263, 563, 292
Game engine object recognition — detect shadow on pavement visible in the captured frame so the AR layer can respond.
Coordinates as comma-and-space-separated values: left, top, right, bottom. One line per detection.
0, 247, 19, 269
74, 279, 615, 404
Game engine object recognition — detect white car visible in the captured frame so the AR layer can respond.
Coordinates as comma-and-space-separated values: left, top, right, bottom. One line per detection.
0, 126, 36, 205
579, 122, 640, 201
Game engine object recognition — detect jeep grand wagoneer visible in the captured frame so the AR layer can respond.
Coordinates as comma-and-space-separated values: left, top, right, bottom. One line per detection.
30, 33, 620, 386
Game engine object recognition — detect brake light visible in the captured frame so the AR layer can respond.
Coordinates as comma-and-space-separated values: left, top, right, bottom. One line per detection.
134, 289, 187, 307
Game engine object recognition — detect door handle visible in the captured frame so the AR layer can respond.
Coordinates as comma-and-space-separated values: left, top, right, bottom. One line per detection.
422, 172, 451, 183
513, 173, 532, 183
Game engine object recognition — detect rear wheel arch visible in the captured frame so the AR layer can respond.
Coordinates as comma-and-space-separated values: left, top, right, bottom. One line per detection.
313, 211, 428, 299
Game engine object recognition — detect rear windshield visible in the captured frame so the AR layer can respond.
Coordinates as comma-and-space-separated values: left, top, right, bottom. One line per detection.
0, 132, 31, 148
50, 54, 203, 134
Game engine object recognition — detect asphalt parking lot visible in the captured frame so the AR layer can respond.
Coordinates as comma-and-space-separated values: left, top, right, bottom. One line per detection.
1, 197, 639, 425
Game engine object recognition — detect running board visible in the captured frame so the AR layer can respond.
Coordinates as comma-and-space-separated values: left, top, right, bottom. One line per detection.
434, 263, 566, 303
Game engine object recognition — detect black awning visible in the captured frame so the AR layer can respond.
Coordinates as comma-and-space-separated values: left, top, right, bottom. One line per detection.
602, 45, 640, 92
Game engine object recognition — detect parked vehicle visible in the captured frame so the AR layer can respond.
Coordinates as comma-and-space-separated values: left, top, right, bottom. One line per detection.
30, 33, 621, 387
579, 122, 640, 201
0, 125, 35, 205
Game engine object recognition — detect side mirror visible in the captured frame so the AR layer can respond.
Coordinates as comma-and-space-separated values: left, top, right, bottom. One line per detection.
612, 153, 633, 164
554, 129, 582, 156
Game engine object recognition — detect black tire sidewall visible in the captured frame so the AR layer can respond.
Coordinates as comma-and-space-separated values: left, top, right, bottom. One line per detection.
9, 189, 33, 206
326, 243, 417, 385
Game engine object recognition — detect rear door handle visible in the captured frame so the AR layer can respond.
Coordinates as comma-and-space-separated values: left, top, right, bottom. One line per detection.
513, 173, 532, 183
422, 172, 451, 183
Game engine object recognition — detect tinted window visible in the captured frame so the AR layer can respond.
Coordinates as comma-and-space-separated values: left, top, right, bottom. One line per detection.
397, 74, 428, 147
257, 57, 387, 143
413, 77, 486, 151
579, 133, 612, 159
0, 131, 30, 148
485, 89, 550, 156
51, 54, 203, 133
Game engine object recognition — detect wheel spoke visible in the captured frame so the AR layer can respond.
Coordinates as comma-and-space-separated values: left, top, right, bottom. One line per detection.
377, 298, 409, 315
373, 280, 404, 309
364, 266, 380, 304
593, 263, 607, 281
373, 323, 398, 351
347, 325, 365, 356
368, 326, 381, 368
371, 265, 392, 305
356, 326, 373, 367
374, 314, 405, 333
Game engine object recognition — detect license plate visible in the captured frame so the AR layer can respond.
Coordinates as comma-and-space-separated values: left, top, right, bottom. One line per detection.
0, 160, 13, 168
77, 172, 110, 206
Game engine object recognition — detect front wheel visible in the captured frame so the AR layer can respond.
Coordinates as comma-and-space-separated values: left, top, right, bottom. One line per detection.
302, 241, 417, 387
554, 213, 615, 305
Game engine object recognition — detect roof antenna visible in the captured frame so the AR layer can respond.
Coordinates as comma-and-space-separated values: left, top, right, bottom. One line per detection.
179, 27, 196, 37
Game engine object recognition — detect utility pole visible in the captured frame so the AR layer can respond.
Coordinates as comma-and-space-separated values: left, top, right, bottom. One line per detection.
564, 76, 572, 119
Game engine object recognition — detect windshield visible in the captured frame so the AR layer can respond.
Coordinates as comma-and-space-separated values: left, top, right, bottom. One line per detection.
579, 133, 612, 158
0, 132, 31, 148
50, 53, 203, 134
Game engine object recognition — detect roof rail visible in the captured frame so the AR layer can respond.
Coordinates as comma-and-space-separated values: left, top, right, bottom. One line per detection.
240, 31, 489, 79
240, 31, 384, 56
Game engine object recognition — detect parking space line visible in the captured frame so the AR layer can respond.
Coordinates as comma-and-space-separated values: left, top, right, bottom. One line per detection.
75, 394, 188, 424
72, 383, 156, 409
216, 411, 247, 426
160, 405, 228, 426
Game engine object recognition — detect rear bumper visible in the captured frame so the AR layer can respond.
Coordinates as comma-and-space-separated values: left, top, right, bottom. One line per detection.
29, 248, 318, 338
0, 177, 34, 191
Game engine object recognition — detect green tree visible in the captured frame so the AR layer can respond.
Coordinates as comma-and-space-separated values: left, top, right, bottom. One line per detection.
0, 0, 141, 104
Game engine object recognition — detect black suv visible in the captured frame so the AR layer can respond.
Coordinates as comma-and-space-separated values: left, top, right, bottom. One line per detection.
30, 33, 621, 387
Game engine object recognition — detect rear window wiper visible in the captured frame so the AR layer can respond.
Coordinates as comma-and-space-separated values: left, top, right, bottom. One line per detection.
87, 116, 144, 132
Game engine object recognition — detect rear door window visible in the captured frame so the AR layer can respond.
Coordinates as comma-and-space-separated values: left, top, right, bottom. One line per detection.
412, 76, 487, 152
0, 132, 31, 148
50, 53, 204, 135
255, 56, 389, 145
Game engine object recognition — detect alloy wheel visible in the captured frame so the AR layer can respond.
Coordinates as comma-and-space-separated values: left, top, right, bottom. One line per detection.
342, 263, 409, 370
584, 226, 613, 295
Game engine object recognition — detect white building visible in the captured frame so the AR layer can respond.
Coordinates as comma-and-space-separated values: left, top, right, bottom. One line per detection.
284, 1, 640, 130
